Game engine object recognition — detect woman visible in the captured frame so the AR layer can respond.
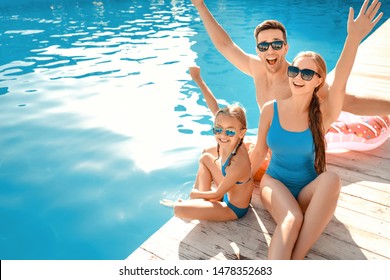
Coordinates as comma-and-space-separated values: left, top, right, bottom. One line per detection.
249, 0, 383, 259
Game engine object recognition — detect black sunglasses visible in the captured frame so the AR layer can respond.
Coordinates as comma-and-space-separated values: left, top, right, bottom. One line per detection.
287, 66, 321, 81
256, 40, 285, 52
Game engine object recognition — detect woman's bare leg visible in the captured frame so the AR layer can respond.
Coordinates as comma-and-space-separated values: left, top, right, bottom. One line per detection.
292, 171, 341, 259
260, 175, 303, 259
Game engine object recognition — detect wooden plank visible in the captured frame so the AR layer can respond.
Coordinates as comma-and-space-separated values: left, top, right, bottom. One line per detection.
327, 151, 390, 182
306, 232, 387, 260
337, 192, 389, 222
129, 178, 390, 260
339, 182, 390, 208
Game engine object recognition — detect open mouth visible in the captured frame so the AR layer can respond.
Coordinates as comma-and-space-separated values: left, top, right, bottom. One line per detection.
266, 58, 277, 65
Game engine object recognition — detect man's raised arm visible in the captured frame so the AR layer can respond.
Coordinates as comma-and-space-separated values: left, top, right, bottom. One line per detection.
191, 0, 256, 76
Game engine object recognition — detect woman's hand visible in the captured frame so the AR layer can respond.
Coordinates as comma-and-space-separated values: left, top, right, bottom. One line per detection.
347, 0, 383, 42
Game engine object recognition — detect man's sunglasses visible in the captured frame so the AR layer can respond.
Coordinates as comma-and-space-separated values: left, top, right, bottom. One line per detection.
287, 66, 321, 81
256, 40, 285, 52
212, 127, 237, 137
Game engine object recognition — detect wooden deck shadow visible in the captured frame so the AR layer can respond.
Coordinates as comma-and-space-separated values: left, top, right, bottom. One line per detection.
177, 206, 268, 260
177, 203, 367, 260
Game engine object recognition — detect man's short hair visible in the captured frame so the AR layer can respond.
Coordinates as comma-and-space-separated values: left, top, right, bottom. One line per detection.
254, 20, 287, 43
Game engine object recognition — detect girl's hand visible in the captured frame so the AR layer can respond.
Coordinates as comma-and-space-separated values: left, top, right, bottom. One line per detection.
191, 0, 204, 8
189, 189, 200, 199
189, 66, 201, 80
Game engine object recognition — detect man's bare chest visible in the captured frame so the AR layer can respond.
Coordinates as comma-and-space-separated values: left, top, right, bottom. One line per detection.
255, 82, 291, 108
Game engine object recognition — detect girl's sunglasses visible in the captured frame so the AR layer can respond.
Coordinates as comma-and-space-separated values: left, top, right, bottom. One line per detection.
287, 66, 321, 81
256, 40, 285, 52
212, 127, 236, 137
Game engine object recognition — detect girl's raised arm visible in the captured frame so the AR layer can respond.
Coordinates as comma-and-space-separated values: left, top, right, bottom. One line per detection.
189, 66, 220, 116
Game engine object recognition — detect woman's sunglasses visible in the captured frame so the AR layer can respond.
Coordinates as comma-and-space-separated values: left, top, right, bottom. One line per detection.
287, 66, 321, 81
212, 127, 237, 137
256, 40, 285, 52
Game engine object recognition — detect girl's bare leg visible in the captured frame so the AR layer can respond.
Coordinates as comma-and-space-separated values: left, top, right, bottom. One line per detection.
174, 199, 237, 221
194, 149, 222, 192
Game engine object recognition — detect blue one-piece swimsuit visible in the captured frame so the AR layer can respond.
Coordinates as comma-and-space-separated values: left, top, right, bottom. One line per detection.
221, 151, 251, 218
266, 100, 318, 199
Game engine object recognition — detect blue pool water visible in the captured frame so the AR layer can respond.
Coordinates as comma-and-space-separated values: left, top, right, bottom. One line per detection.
0, 0, 388, 259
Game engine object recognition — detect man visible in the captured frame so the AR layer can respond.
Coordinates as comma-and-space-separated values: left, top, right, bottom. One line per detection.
190, 0, 389, 115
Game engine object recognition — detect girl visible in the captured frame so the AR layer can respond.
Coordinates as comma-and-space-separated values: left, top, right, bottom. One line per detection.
249, 0, 383, 259
166, 67, 253, 221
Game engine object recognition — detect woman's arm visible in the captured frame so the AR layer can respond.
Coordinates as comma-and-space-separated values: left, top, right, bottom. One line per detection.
189, 66, 220, 116
250, 101, 272, 177
323, 0, 383, 125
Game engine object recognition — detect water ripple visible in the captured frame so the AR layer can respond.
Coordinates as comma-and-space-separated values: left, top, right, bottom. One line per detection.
5, 29, 45, 35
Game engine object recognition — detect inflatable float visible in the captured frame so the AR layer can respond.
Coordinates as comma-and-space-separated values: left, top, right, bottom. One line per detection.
252, 112, 390, 181
326, 112, 390, 152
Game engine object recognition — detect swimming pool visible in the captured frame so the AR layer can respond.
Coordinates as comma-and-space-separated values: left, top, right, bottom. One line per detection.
0, 0, 388, 259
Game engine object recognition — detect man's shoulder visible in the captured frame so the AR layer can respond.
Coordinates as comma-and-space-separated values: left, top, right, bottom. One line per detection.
249, 57, 266, 77
248, 54, 263, 67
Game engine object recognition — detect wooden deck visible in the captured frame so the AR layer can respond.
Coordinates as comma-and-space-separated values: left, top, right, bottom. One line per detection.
128, 20, 390, 260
